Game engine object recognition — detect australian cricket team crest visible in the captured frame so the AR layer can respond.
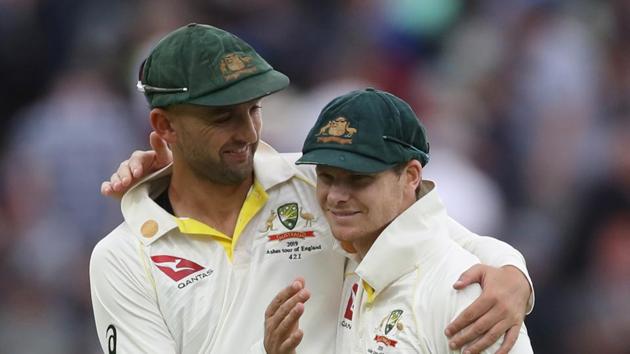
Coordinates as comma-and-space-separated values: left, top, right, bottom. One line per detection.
219, 52, 257, 81
277, 203, 299, 229
384, 309, 404, 334
316, 116, 357, 144
260, 202, 319, 242
373, 309, 405, 348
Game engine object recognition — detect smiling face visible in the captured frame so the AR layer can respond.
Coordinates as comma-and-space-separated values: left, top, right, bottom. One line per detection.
166, 99, 262, 185
315, 162, 420, 256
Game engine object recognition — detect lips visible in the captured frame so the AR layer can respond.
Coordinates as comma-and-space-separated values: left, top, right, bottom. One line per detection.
327, 209, 361, 222
222, 145, 250, 161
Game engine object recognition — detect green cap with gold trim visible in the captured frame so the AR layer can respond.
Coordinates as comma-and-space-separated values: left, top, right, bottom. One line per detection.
296, 88, 430, 173
137, 23, 289, 108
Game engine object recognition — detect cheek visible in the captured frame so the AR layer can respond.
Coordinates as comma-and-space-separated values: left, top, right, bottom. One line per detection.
316, 186, 328, 208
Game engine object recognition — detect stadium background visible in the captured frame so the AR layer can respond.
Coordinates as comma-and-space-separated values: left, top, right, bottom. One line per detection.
0, 0, 629, 353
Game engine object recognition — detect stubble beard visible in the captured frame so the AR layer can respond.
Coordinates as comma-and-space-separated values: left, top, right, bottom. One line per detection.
190, 143, 257, 185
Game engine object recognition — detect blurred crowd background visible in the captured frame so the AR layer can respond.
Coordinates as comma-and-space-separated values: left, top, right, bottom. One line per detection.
0, 0, 629, 353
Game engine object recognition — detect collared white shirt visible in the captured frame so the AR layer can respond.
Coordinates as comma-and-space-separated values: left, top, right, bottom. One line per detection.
336, 182, 533, 354
90, 142, 345, 354
91, 142, 533, 354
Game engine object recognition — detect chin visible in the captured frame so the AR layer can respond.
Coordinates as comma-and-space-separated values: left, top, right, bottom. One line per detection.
330, 227, 360, 243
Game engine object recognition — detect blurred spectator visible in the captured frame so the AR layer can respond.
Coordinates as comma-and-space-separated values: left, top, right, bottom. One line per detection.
0, 0, 628, 353
0, 66, 138, 353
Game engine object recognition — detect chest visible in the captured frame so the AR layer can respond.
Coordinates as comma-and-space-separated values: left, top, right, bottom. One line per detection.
340, 272, 435, 354
144, 184, 344, 352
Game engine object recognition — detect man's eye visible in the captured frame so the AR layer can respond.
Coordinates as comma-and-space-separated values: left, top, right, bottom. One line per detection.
352, 176, 373, 186
317, 173, 332, 184
212, 115, 231, 124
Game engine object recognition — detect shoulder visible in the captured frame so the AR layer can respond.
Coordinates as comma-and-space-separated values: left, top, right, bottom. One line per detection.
90, 223, 145, 280
422, 245, 482, 305
414, 245, 482, 345
277, 151, 316, 184
254, 143, 317, 187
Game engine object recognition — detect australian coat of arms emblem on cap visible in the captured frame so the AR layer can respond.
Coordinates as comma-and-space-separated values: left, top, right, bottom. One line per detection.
219, 53, 257, 81
315, 116, 357, 145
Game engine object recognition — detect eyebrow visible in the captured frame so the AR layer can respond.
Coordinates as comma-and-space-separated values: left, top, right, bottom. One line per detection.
208, 107, 233, 115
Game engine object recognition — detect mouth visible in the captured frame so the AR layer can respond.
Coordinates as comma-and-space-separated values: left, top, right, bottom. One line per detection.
327, 209, 361, 221
223, 145, 250, 162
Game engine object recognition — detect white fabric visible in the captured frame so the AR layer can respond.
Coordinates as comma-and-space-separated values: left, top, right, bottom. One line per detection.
336, 182, 533, 353
90, 143, 533, 353
90, 142, 345, 354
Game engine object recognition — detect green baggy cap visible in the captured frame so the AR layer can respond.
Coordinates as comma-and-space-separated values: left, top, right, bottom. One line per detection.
296, 88, 430, 173
137, 23, 290, 107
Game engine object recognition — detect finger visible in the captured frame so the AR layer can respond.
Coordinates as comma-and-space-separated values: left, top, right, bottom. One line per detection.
269, 288, 311, 329
453, 264, 487, 289
445, 294, 495, 337
116, 160, 134, 186
127, 152, 147, 179
275, 302, 305, 340
264, 285, 308, 353
150, 132, 173, 168
458, 320, 510, 354
110, 173, 123, 192
448, 306, 503, 350
278, 328, 304, 353
129, 150, 156, 179
101, 181, 113, 196
265, 279, 305, 319
494, 325, 520, 354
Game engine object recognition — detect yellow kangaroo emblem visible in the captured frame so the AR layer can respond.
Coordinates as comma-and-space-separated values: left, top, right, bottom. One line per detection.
260, 210, 277, 232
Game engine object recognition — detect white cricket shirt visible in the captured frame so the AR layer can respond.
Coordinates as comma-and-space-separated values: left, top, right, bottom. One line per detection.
335, 182, 533, 353
90, 142, 345, 353
91, 142, 533, 353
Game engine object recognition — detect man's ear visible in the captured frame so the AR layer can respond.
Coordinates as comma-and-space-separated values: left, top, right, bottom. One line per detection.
150, 108, 177, 144
404, 159, 422, 192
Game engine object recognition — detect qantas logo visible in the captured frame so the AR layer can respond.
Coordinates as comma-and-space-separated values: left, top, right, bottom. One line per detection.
344, 282, 358, 320
151, 255, 205, 282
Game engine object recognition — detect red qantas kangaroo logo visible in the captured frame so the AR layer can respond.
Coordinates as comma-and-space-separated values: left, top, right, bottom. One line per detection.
151, 255, 205, 282
344, 282, 359, 320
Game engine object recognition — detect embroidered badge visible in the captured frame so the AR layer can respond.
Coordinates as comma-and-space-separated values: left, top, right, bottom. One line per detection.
262, 203, 323, 261
300, 207, 317, 227
260, 210, 277, 232
374, 335, 398, 348
384, 309, 404, 335
316, 116, 357, 144
277, 202, 299, 230
219, 53, 257, 81
372, 309, 405, 348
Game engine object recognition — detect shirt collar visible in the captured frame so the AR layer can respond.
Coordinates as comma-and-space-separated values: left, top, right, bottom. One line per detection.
120, 141, 307, 245
121, 164, 179, 245
354, 181, 454, 302
254, 141, 311, 189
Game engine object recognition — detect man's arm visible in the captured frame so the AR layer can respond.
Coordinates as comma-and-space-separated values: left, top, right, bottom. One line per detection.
90, 233, 176, 353
101, 132, 172, 198
100, 136, 533, 354
445, 218, 533, 354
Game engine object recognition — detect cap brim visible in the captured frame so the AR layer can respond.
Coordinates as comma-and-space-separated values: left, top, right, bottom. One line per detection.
295, 149, 397, 174
188, 69, 289, 106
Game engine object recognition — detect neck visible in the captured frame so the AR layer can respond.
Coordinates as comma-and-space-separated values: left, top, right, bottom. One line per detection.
168, 160, 253, 237
353, 236, 377, 259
